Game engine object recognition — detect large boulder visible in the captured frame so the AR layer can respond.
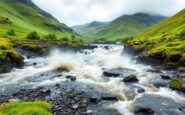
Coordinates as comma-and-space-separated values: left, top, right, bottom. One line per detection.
133, 94, 185, 115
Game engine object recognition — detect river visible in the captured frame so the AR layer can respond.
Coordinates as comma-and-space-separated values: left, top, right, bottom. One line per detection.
0, 44, 185, 115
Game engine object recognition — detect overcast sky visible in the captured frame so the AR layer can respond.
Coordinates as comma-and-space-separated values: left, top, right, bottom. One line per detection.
32, 0, 185, 26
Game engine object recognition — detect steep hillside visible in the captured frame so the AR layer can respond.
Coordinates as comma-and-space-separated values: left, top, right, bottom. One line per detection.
0, 0, 80, 73
72, 13, 166, 41
127, 9, 185, 66
0, 0, 77, 38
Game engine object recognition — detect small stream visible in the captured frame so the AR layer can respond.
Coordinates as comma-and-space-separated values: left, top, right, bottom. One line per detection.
0, 44, 185, 115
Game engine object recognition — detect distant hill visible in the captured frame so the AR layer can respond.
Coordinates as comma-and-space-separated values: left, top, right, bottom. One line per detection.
0, 0, 77, 38
72, 21, 108, 39
127, 9, 185, 66
72, 13, 166, 41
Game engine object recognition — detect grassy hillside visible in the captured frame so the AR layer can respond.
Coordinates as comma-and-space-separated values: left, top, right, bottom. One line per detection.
0, 0, 77, 39
0, 0, 82, 73
72, 13, 166, 42
127, 9, 185, 66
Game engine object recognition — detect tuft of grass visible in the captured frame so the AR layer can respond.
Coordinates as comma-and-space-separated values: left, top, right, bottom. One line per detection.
0, 38, 20, 60
0, 101, 52, 115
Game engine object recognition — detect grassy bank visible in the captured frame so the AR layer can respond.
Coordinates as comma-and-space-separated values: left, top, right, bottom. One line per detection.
127, 9, 185, 66
0, 101, 51, 115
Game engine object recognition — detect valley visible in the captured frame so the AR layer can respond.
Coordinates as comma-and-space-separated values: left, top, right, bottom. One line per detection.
0, 0, 185, 115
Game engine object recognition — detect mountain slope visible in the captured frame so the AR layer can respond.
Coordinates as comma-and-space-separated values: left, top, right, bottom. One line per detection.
72, 13, 166, 41
0, 0, 77, 38
0, 0, 80, 73
127, 9, 185, 66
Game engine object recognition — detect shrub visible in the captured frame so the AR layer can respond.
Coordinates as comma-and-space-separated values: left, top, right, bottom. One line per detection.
71, 35, 75, 40
7, 29, 15, 36
180, 30, 185, 36
45, 33, 57, 40
61, 37, 69, 42
27, 31, 40, 40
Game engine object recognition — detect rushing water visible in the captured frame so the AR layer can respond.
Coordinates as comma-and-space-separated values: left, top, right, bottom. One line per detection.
0, 44, 185, 114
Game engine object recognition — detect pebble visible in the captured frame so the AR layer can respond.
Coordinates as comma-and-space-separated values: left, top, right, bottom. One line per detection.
72, 104, 79, 109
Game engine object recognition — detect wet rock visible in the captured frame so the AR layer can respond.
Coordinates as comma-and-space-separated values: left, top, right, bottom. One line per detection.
135, 108, 154, 115
178, 67, 185, 73
178, 74, 185, 79
9, 98, 21, 102
131, 85, 145, 93
147, 69, 162, 73
161, 74, 171, 80
133, 94, 185, 115
153, 82, 168, 88
66, 75, 77, 81
103, 71, 120, 77
125, 90, 137, 100
123, 75, 139, 83
101, 96, 118, 101
104, 46, 110, 50
72, 104, 79, 109
42, 89, 51, 95
33, 62, 37, 66
103, 67, 136, 78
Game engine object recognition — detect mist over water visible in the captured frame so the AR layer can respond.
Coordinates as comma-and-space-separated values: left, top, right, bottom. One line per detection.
0, 44, 185, 114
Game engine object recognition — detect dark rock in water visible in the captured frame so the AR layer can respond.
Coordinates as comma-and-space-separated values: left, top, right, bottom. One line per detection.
153, 82, 168, 88
27, 55, 31, 59
133, 94, 185, 115
131, 85, 145, 93
33, 62, 37, 66
103, 67, 136, 78
178, 74, 185, 79
66, 75, 77, 81
101, 96, 118, 101
178, 67, 185, 73
135, 107, 154, 115
42, 89, 51, 95
123, 75, 139, 83
161, 74, 171, 80
104, 46, 110, 50
147, 69, 162, 73
103, 71, 120, 77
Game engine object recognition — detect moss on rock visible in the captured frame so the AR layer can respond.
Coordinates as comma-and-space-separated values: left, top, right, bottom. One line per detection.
0, 38, 23, 73
169, 79, 183, 90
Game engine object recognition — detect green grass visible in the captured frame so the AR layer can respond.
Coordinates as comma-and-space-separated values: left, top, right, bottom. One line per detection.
0, 101, 51, 115
127, 9, 185, 65
73, 13, 166, 42
0, 38, 20, 60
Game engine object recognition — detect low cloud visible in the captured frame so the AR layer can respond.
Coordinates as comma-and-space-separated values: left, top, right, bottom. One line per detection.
32, 0, 185, 26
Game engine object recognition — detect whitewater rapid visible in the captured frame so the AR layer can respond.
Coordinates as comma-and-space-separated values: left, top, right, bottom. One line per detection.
0, 44, 185, 115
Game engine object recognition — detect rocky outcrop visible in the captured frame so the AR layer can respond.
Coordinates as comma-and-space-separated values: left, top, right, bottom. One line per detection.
0, 52, 23, 73
133, 94, 185, 115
